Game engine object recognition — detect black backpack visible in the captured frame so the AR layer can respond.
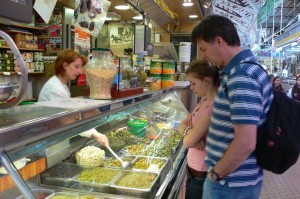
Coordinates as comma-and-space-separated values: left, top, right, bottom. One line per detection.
256, 88, 300, 174
243, 61, 300, 174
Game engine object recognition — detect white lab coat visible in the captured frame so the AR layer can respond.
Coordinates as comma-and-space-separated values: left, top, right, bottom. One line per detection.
38, 76, 70, 102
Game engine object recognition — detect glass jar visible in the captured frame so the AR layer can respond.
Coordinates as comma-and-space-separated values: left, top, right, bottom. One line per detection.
85, 48, 117, 99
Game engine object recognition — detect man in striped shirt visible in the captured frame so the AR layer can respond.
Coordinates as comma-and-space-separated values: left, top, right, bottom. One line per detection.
191, 15, 273, 199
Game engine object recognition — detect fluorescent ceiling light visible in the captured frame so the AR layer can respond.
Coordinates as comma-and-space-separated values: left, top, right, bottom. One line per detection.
115, 5, 130, 10
133, 15, 143, 20
203, 1, 211, 8
183, 0, 194, 7
105, 17, 112, 21
291, 42, 298, 46
189, 15, 198, 18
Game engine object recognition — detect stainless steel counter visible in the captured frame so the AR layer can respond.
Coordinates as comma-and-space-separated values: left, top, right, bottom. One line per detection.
0, 86, 190, 199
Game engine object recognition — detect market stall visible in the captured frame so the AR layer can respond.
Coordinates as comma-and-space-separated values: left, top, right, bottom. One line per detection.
0, 87, 190, 199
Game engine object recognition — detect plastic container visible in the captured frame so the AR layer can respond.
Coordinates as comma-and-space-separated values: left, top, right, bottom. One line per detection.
85, 48, 117, 99
128, 119, 148, 137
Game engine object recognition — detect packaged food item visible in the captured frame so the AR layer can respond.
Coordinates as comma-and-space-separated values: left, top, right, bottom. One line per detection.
162, 74, 175, 88
85, 48, 117, 99
73, 0, 111, 37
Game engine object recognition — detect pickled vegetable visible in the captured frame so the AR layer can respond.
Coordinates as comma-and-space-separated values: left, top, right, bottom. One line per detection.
116, 172, 157, 189
51, 195, 76, 199
166, 130, 183, 147
79, 196, 103, 199
76, 167, 121, 184
104, 157, 135, 168
107, 129, 136, 145
133, 158, 166, 170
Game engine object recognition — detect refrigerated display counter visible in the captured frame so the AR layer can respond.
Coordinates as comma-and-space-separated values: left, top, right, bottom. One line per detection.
0, 87, 190, 199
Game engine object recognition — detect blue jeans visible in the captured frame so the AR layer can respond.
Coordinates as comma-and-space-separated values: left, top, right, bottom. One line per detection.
185, 175, 206, 199
202, 178, 263, 199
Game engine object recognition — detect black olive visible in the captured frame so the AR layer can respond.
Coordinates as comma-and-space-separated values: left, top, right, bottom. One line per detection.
95, 8, 101, 14
80, 0, 88, 13
79, 21, 89, 28
87, 0, 92, 11
89, 22, 95, 31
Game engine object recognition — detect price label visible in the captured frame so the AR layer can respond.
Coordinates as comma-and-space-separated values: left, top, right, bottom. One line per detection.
3, 72, 10, 76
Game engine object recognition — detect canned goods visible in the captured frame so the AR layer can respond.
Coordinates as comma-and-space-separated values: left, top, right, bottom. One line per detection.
162, 74, 175, 88
150, 60, 162, 74
26, 52, 33, 62
5, 64, 14, 72
179, 73, 187, 81
150, 74, 161, 90
39, 61, 44, 72
162, 61, 175, 75
4, 53, 13, 59
34, 52, 40, 61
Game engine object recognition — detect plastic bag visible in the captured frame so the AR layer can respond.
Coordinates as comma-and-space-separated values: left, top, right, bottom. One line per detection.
73, 0, 111, 37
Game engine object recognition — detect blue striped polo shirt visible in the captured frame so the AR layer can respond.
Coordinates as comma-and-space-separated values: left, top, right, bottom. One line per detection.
205, 49, 273, 187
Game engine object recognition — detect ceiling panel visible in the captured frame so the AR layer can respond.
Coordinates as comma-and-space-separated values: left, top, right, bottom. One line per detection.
108, 0, 202, 23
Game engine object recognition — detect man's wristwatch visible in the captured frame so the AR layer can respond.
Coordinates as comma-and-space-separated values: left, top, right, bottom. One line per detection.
209, 168, 223, 181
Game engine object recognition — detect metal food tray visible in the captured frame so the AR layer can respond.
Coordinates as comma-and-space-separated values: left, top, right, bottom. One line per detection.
110, 170, 160, 198
132, 156, 169, 171
103, 155, 137, 169
40, 162, 83, 187
132, 156, 170, 185
72, 168, 123, 193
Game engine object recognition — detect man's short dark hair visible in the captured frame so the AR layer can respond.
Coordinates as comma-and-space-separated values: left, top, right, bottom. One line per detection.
192, 15, 240, 47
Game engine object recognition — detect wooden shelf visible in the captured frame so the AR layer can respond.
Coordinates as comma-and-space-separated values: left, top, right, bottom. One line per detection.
0, 23, 47, 31
0, 46, 44, 51
3, 30, 33, 35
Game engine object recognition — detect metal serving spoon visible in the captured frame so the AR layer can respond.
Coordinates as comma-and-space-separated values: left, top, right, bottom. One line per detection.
106, 146, 132, 169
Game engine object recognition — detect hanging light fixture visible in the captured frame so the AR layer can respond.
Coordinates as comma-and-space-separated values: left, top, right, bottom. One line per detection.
133, 15, 143, 20
183, 0, 194, 7
189, 15, 198, 18
115, 5, 130, 10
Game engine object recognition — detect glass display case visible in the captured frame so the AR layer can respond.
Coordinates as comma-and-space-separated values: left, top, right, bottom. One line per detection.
0, 88, 189, 199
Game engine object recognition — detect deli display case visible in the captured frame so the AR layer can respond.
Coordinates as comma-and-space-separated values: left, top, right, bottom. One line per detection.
0, 88, 190, 199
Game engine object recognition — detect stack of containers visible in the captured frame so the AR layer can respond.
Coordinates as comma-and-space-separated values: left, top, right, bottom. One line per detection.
162, 61, 175, 88
150, 60, 162, 90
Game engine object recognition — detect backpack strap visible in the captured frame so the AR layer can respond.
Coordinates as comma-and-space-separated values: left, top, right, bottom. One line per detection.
242, 61, 280, 126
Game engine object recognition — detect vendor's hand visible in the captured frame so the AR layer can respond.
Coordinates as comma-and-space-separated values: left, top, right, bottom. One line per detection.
92, 132, 109, 147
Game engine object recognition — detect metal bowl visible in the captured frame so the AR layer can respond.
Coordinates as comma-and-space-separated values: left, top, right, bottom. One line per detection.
0, 84, 18, 101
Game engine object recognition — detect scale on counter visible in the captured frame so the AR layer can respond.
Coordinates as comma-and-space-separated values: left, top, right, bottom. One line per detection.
0, 30, 28, 109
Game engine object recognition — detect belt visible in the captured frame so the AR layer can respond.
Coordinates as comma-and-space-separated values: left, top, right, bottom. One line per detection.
187, 165, 207, 178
